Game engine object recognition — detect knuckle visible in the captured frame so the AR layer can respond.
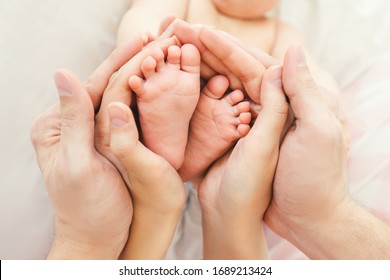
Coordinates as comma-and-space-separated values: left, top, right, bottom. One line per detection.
271, 99, 289, 117
83, 75, 94, 90
60, 114, 77, 130
240, 68, 260, 84
297, 74, 319, 93
30, 108, 59, 147
304, 78, 318, 91
110, 140, 132, 159
30, 116, 43, 146
57, 151, 93, 181
83, 75, 99, 98
108, 71, 119, 84
307, 113, 344, 144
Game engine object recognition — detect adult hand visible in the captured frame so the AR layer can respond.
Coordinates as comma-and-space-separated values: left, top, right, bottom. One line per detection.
198, 66, 288, 259
89, 35, 183, 260
265, 46, 390, 260
162, 20, 279, 103
94, 36, 177, 178
30, 37, 144, 259
264, 45, 350, 258
107, 102, 185, 259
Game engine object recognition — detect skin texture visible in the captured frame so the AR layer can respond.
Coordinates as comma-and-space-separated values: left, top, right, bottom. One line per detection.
129, 44, 201, 169
198, 66, 288, 259
31, 36, 144, 259
167, 20, 277, 102
33, 16, 390, 260
184, 28, 390, 258
92, 36, 188, 260
179, 75, 252, 182
107, 102, 186, 259
32, 35, 183, 260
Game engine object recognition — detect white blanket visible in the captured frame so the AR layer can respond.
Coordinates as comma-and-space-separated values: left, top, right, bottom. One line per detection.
1, 0, 389, 259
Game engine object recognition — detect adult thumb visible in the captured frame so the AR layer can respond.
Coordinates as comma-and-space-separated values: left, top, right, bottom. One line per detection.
55, 69, 95, 152
282, 45, 331, 123
249, 65, 288, 146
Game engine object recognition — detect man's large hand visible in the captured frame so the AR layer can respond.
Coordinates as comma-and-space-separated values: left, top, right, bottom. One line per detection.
264, 46, 349, 257
30, 37, 144, 259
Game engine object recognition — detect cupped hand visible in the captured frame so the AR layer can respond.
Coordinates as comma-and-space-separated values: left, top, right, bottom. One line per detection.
94, 35, 177, 179
30, 37, 144, 259
88, 33, 183, 260
264, 46, 349, 255
107, 102, 186, 259
161, 19, 279, 103
198, 66, 288, 259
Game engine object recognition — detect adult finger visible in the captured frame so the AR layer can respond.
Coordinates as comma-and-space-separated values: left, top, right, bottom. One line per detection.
95, 38, 177, 154
30, 103, 60, 172
169, 19, 206, 52
170, 21, 232, 80
218, 30, 280, 68
55, 69, 95, 153
282, 45, 337, 124
83, 35, 144, 110
108, 102, 161, 182
158, 15, 177, 36
199, 27, 266, 103
99, 38, 177, 111
231, 66, 288, 207
248, 66, 288, 147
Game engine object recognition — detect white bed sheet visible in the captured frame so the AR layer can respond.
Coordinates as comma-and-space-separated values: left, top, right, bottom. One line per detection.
0, 0, 389, 259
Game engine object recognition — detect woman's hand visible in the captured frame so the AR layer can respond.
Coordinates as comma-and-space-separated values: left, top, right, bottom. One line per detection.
197, 66, 288, 259
107, 102, 186, 260
161, 19, 279, 102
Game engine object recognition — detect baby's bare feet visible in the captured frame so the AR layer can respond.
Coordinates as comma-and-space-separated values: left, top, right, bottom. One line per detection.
129, 44, 200, 169
179, 75, 251, 181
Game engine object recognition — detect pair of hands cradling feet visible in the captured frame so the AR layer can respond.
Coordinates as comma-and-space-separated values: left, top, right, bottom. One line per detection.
125, 19, 290, 259
33, 16, 349, 260
31, 34, 188, 260
30, 38, 145, 259
155, 19, 349, 259
97, 36, 189, 260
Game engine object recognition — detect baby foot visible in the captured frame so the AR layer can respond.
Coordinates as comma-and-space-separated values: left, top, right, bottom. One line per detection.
179, 75, 252, 181
129, 44, 201, 169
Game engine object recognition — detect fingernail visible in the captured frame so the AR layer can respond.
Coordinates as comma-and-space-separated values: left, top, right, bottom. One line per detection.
54, 71, 73, 96
295, 45, 307, 67
108, 104, 129, 128
269, 66, 283, 87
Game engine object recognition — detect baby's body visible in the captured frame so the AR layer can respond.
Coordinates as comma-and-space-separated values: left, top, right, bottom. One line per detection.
119, 0, 298, 61
119, 0, 338, 89
185, 0, 295, 60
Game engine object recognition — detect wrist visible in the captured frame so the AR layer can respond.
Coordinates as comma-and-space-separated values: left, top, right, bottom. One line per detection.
284, 195, 352, 258
47, 234, 121, 260
202, 208, 267, 259
121, 206, 183, 259
283, 196, 390, 259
